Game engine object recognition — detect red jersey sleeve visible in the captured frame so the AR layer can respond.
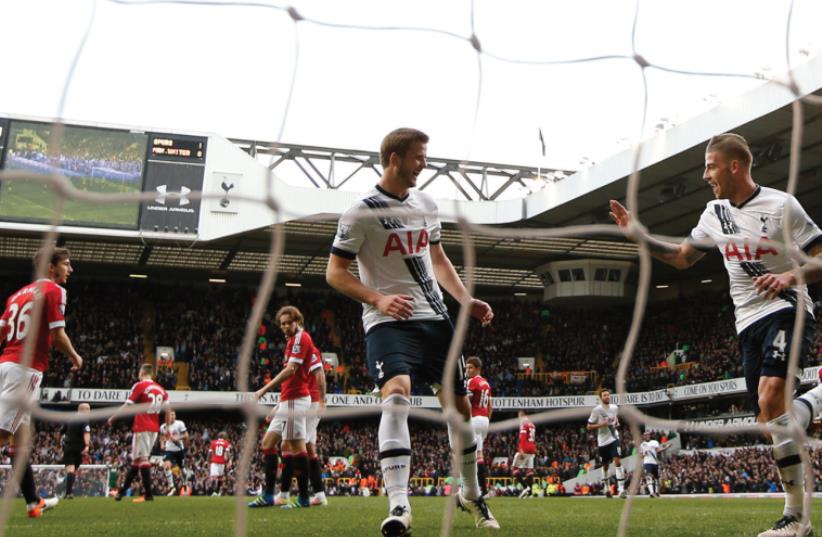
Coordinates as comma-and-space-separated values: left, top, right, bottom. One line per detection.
309, 345, 323, 372
45, 284, 66, 330
0, 298, 10, 342
466, 376, 476, 395
127, 381, 144, 404
287, 332, 313, 365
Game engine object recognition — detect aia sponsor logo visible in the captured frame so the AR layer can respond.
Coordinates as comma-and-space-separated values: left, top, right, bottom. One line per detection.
724, 236, 778, 261
383, 229, 429, 256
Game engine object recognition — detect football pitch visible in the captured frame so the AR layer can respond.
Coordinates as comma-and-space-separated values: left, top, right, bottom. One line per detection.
7, 496, 822, 537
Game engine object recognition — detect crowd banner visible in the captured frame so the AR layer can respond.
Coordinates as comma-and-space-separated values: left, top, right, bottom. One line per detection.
39, 366, 821, 409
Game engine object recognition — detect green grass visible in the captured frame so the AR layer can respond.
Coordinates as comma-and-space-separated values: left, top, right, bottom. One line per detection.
6, 496, 822, 537
0, 172, 140, 227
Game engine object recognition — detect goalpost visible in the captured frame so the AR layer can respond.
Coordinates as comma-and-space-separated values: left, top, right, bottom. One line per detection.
0, 465, 111, 498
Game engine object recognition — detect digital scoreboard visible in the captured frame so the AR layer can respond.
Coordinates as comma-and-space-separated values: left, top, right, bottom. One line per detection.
150, 134, 206, 162
140, 133, 208, 234
0, 118, 208, 235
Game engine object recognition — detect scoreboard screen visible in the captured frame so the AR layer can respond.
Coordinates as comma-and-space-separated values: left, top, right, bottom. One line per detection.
0, 119, 147, 229
139, 133, 208, 233
0, 118, 208, 235
150, 134, 206, 162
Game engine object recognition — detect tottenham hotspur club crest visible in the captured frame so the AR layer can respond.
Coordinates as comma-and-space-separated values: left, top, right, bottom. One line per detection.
376, 360, 384, 380
760, 215, 769, 233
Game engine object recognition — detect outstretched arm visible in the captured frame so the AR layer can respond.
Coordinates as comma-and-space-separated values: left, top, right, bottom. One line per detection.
609, 200, 705, 270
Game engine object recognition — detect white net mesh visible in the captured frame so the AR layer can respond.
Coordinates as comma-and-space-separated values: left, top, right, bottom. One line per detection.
1, 1, 822, 536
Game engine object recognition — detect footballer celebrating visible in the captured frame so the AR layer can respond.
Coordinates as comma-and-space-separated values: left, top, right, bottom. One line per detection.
611, 133, 822, 536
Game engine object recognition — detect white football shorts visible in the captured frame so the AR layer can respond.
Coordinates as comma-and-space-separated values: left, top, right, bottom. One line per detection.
512, 452, 535, 469
132, 431, 158, 460
306, 401, 321, 445
0, 362, 42, 434
209, 463, 226, 478
267, 396, 310, 441
471, 415, 489, 453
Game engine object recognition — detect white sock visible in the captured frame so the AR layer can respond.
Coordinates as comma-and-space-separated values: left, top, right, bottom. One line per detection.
615, 465, 626, 494
379, 394, 411, 513
645, 475, 655, 496
446, 420, 481, 500
770, 413, 804, 518
793, 384, 822, 429
165, 470, 174, 488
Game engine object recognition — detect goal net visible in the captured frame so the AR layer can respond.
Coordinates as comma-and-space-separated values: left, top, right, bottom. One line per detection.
0, 465, 111, 498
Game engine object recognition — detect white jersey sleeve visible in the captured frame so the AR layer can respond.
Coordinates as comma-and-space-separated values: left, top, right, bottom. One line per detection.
688, 208, 717, 252
786, 194, 822, 252
331, 203, 368, 259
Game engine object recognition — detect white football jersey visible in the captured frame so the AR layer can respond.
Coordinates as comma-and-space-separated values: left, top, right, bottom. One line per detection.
331, 185, 448, 332
640, 440, 661, 465
689, 186, 821, 334
588, 403, 619, 447
160, 420, 187, 451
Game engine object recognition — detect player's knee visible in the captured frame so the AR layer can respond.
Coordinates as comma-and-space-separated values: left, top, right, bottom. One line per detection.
381, 381, 410, 399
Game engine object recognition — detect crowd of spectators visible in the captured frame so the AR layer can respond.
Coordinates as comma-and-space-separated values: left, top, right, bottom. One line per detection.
16, 414, 623, 498
18, 411, 822, 498
1, 274, 820, 397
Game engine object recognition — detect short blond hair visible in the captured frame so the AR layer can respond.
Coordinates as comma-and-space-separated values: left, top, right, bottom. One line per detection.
706, 133, 753, 170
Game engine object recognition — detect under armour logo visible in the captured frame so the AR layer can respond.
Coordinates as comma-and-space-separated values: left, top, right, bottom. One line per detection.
155, 185, 191, 206
220, 180, 234, 208
376, 361, 384, 379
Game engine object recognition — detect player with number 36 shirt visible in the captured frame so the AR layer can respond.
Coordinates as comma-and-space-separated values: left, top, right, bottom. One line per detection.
0, 247, 83, 519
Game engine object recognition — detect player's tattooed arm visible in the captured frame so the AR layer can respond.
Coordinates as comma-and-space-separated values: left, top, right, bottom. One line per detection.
754, 242, 822, 299
609, 200, 705, 269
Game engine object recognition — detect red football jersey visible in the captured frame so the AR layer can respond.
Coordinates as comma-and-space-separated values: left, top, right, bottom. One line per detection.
210, 439, 231, 464
467, 375, 492, 418
307, 345, 324, 402
0, 280, 67, 373
127, 379, 168, 433
518, 420, 536, 454
279, 330, 314, 401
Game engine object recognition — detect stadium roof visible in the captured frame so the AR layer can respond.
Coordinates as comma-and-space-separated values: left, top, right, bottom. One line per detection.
1, 58, 821, 292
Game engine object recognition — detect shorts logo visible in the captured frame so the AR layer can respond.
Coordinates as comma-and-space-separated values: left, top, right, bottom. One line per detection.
376, 360, 385, 380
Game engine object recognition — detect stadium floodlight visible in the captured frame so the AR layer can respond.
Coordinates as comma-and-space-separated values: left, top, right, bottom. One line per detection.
655, 284, 669, 289
129, 274, 148, 279
285, 282, 302, 287
701, 279, 713, 284
209, 278, 226, 284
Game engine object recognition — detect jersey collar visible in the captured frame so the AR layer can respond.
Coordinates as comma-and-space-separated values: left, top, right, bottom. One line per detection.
376, 184, 409, 202
730, 185, 761, 209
